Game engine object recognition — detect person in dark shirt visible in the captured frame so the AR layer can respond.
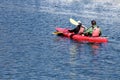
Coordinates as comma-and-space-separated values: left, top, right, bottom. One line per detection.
68, 21, 85, 35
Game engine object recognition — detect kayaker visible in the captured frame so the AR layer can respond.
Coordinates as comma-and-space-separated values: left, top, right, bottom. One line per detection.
84, 20, 102, 37
68, 21, 86, 35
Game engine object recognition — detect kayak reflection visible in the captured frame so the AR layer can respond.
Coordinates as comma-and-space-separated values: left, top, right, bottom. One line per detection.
87, 43, 101, 55
53, 36, 108, 79
68, 42, 102, 80
69, 42, 102, 56
53, 36, 104, 55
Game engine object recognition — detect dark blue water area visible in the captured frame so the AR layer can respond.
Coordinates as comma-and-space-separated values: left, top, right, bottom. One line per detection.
0, 0, 120, 80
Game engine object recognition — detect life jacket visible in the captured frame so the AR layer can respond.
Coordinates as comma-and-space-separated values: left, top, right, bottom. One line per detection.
78, 26, 85, 34
92, 27, 100, 37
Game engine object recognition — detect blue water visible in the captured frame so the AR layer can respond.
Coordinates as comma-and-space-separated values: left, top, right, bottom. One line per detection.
0, 0, 120, 80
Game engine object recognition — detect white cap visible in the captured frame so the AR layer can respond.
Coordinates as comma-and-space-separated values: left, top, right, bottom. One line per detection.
77, 20, 81, 24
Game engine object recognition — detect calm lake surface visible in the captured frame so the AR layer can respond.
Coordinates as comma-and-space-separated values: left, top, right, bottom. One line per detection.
0, 0, 120, 80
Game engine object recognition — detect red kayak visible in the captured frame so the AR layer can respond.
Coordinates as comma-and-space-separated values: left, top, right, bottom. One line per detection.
55, 27, 108, 43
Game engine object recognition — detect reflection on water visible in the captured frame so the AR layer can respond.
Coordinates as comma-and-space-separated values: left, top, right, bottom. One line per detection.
69, 43, 79, 80
69, 42, 102, 56
68, 41, 103, 80
87, 43, 101, 55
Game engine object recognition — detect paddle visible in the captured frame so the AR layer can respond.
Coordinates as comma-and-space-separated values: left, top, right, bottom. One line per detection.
53, 18, 78, 35
52, 32, 63, 35
69, 18, 78, 26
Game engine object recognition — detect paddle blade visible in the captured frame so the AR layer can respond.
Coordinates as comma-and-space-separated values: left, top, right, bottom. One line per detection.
70, 18, 78, 26
52, 32, 62, 35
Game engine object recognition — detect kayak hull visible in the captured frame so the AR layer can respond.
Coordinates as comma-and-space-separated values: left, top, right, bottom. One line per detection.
55, 27, 108, 43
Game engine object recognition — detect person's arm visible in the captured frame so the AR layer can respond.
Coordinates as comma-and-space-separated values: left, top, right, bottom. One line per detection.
84, 27, 92, 33
68, 26, 78, 32
68, 28, 76, 32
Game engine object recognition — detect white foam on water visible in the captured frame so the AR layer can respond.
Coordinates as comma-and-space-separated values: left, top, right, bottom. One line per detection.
47, 0, 120, 6
92, 0, 120, 6
47, 0, 80, 5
